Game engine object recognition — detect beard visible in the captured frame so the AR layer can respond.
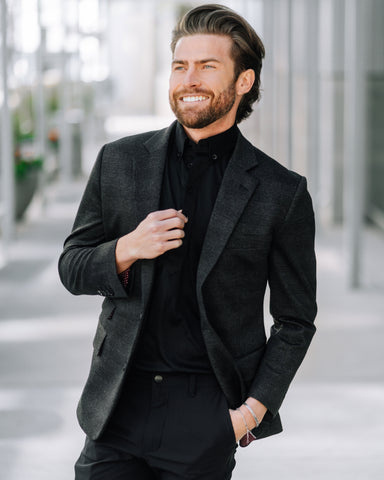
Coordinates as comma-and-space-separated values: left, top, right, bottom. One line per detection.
169, 82, 237, 129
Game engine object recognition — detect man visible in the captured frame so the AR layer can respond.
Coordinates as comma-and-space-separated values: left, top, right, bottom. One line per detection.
59, 4, 317, 479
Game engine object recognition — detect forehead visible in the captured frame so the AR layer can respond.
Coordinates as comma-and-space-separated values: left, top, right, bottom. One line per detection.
173, 34, 233, 62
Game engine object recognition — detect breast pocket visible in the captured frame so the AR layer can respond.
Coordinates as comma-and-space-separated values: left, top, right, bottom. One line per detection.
226, 230, 271, 253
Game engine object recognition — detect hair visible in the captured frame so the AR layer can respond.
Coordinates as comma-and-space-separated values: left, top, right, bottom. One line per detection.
171, 4, 265, 123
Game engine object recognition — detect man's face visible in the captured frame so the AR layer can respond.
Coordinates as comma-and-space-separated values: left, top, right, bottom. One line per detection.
169, 34, 240, 131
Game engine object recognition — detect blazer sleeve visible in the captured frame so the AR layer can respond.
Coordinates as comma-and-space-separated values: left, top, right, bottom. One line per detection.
248, 176, 317, 416
58, 145, 129, 299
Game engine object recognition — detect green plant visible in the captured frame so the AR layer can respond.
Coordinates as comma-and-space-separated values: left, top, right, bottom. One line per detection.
14, 156, 43, 180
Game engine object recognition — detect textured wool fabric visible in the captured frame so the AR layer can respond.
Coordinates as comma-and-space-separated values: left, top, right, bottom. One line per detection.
59, 121, 316, 443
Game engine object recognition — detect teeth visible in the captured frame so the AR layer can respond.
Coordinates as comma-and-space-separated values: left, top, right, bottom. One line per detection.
182, 96, 208, 102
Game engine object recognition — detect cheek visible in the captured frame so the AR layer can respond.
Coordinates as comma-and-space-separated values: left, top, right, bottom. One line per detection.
169, 78, 181, 97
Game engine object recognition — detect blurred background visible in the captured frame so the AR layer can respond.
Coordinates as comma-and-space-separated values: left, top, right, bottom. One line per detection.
0, 0, 383, 479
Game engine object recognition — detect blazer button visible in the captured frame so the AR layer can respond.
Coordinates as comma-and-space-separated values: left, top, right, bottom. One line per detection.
154, 375, 163, 383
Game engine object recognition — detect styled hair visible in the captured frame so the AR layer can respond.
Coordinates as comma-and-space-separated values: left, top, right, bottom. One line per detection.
171, 4, 265, 123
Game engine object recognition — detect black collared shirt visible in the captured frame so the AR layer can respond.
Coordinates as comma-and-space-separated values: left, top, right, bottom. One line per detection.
133, 121, 239, 373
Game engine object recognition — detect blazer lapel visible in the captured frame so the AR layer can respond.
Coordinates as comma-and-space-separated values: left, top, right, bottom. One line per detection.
134, 121, 176, 308
196, 133, 260, 292
134, 122, 175, 223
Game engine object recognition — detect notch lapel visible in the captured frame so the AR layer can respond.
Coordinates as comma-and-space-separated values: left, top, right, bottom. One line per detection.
196, 134, 260, 292
134, 122, 175, 308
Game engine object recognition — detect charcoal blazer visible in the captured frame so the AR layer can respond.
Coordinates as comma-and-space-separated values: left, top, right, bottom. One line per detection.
59, 121, 317, 442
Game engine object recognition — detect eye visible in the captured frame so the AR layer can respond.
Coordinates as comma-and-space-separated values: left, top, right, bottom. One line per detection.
173, 65, 185, 72
203, 64, 215, 69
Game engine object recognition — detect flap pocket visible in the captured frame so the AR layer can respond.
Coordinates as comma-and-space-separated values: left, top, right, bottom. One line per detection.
100, 299, 116, 323
92, 323, 107, 356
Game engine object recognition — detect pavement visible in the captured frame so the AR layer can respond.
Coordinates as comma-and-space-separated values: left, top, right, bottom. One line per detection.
0, 177, 383, 480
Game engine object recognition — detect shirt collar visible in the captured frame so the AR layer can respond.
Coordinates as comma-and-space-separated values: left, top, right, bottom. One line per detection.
174, 121, 239, 161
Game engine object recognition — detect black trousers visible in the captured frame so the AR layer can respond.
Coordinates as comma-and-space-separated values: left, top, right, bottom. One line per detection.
75, 371, 238, 479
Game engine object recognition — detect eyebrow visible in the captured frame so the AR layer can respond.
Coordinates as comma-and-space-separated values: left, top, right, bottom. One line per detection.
172, 58, 222, 66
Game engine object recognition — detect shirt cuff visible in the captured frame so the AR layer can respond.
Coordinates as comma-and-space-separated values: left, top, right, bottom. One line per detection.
118, 268, 130, 288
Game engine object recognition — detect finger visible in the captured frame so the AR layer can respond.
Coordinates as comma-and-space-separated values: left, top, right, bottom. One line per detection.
147, 209, 182, 222
161, 216, 187, 231
162, 238, 183, 252
177, 209, 188, 223
156, 209, 188, 223
163, 228, 185, 241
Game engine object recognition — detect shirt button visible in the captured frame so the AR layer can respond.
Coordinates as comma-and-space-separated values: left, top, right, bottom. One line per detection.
187, 162, 193, 168
154, 375, 163, 383
212, 153, 218, 160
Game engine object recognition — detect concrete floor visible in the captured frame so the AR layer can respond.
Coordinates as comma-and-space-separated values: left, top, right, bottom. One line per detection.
0, 180, 383, 480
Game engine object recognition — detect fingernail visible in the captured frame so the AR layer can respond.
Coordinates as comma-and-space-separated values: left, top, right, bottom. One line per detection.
178, 209, 188, 221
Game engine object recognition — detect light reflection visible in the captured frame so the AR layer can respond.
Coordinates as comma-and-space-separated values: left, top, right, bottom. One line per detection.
13, 0, 39, 53
79, 0, 100, 34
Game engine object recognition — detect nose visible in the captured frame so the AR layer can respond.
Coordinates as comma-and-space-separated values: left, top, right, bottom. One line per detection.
183, 67, 201, 88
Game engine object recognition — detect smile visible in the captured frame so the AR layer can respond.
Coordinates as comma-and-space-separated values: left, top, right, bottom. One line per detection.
181, 96, 208, 103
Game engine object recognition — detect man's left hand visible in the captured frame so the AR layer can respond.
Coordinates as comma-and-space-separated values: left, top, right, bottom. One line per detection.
229, 397, 267, 441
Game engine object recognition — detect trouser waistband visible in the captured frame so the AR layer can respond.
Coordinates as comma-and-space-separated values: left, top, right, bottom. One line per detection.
126, 369, 219, 396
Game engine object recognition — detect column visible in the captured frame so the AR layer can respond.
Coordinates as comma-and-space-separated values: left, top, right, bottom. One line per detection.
35, 0, 47, 207
260, 0, 276, 156
0, 0, 15, 262
286, 0, 293, 169
343, 0, 367, 287
58, 0, 72, 182
306, 0, 320, 220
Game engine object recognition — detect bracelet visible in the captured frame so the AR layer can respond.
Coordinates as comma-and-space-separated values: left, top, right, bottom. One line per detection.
243, 402, 260, 428
236, 407, 256, 444
236, 407, 250, 431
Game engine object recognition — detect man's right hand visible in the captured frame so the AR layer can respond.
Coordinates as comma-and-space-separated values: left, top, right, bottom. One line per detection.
115, 209, 188, 274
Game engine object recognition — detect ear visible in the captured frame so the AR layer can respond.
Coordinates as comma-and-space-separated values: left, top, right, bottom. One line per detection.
236, 69, 255, 96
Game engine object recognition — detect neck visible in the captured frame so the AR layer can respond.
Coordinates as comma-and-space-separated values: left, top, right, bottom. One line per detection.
183, 120, 236, 143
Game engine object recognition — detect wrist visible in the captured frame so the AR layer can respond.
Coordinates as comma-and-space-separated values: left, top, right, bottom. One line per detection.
244, 397, 267, 427
115, 234, 138, 274
238, 404, 256, 430
236, 407, 257, 446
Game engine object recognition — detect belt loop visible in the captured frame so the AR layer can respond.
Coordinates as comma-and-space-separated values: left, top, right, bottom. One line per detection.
189, 374, 196, 397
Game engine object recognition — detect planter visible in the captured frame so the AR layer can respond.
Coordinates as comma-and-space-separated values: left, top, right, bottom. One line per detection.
15, 167, 40, 220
